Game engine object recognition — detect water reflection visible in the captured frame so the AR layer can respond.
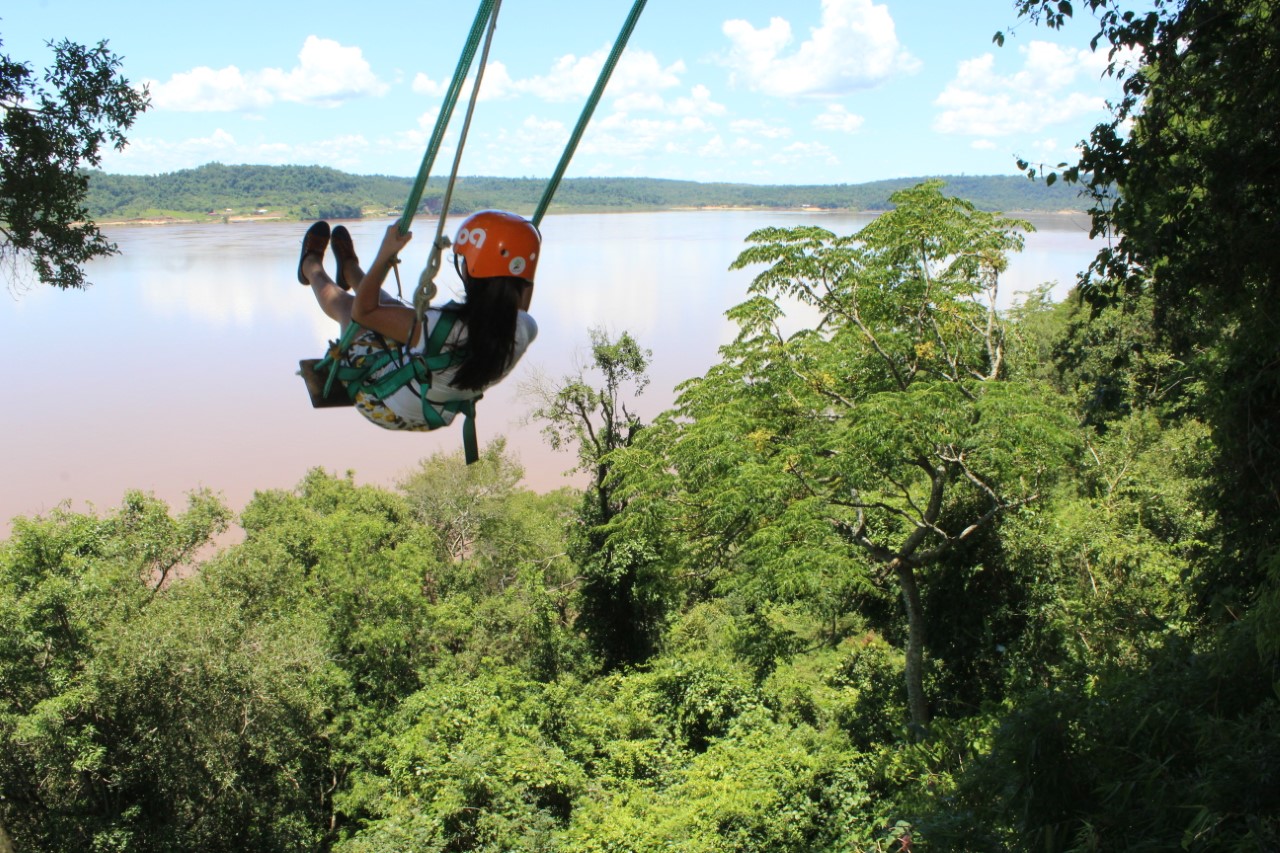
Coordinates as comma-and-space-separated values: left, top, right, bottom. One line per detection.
0, 211, 1099, 534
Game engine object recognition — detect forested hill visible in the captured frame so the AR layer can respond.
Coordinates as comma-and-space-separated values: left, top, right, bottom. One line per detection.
85, 162, 1091, 222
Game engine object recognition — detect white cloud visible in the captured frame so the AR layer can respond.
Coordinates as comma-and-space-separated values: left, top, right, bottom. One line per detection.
610, 84, 725, 119
149, 36, 388, 112
813, 104, 864, 133
411, 61, 517, 101
608, 52, 687, 97
106, 129, 240, 171
296, 134, 377, 171
771, 140, 840, 166
387, 108, 457, 156
509, 115, 570, 152
933, 41, 1109, 136
147, 67, 273, 113
482, 116, 571, 172
405, 46, 690, 166
411, 72, 442, 96
102, 128, 379, 174
699, 135, 728, 158
516, 49, 683, 102
613, 91, 667, 112
668, 85, 727, 117
730, 119, 793, 140
261, 37, 389, 106
1031, 137, 1061, 155
696, 134, 766, 161
576, 112, 710, 159
721, 0, 918, 99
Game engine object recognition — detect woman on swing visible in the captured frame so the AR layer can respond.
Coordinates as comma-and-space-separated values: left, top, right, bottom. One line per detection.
296, 210, 539, 430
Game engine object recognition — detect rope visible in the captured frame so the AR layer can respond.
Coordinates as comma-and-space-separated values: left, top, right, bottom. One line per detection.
415, 0, 503, 324
313, 0, 650, 466
532, 0, 648, 227
397, 0, 497, 236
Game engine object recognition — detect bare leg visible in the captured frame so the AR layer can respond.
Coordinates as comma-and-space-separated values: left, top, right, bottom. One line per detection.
302, 254, 355, 330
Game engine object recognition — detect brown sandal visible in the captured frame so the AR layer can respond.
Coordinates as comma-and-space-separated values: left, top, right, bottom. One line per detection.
297, 221, 331, 285
331, 225, 359, 291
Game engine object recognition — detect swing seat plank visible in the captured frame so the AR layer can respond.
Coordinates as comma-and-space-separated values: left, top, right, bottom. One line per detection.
299, 359, 354, 408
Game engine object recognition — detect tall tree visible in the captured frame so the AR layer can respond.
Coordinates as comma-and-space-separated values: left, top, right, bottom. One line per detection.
526, 329, 666, 669
1003, 0, 1280, 653
0, 36, 148, 290
622, 182, 1079, 732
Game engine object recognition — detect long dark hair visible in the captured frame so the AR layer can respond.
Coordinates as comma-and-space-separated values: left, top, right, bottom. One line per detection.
449, 275, 526, 391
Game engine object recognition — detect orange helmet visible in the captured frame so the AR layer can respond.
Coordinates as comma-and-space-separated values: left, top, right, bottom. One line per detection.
453, 210, 541, 283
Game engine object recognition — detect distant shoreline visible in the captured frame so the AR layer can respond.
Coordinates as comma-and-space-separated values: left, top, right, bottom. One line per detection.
86, 165, 1096, 226
98, 208, 1093, 229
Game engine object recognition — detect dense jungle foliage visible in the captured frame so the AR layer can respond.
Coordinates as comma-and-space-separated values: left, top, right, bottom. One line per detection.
82, 166, 1091, 223
4, 0, 1279, 850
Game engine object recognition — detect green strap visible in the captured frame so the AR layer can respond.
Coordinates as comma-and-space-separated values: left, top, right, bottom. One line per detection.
426, 308, 459, 355
398, 0, 498, 235
414, 310, 478, 460
532, 0, 648, 227
460, 399, 479, 464
316, 308, 482, 464
398, 0, 649, 230
414, 0, 503, 322
317, 321, 364, 399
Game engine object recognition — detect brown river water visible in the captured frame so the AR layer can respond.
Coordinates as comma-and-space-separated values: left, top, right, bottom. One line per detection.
0, 210, 1098, 537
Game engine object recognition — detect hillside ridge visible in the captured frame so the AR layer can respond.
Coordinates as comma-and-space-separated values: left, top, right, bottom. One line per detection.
86, 163, 1092, 223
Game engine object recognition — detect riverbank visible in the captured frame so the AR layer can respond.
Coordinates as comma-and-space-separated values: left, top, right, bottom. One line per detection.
98, 207, 1093, 229
86, 166, 1094, 226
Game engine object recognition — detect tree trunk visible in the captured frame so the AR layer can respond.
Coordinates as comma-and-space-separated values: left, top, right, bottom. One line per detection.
895, 561, 931, 737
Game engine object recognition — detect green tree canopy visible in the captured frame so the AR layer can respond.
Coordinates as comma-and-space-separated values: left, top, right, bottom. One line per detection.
1005, 0, 1280, 658
0, 35, 148, 290
611, 182, 1081, 732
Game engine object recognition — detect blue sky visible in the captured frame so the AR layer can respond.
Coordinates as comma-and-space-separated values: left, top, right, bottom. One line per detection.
4, 0, 1124, 185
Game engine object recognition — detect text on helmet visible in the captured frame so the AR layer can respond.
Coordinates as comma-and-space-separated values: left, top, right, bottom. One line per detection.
456, 226, 486, 250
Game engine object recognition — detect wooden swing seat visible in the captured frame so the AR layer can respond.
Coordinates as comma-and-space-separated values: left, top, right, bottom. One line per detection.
298, 359, 354, 408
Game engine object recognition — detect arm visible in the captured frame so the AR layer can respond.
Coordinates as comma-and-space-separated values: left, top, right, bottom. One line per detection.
352, 224, 420, 345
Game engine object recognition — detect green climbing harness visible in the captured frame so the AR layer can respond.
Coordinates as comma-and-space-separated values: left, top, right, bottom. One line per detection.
310, 303, 481, 463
